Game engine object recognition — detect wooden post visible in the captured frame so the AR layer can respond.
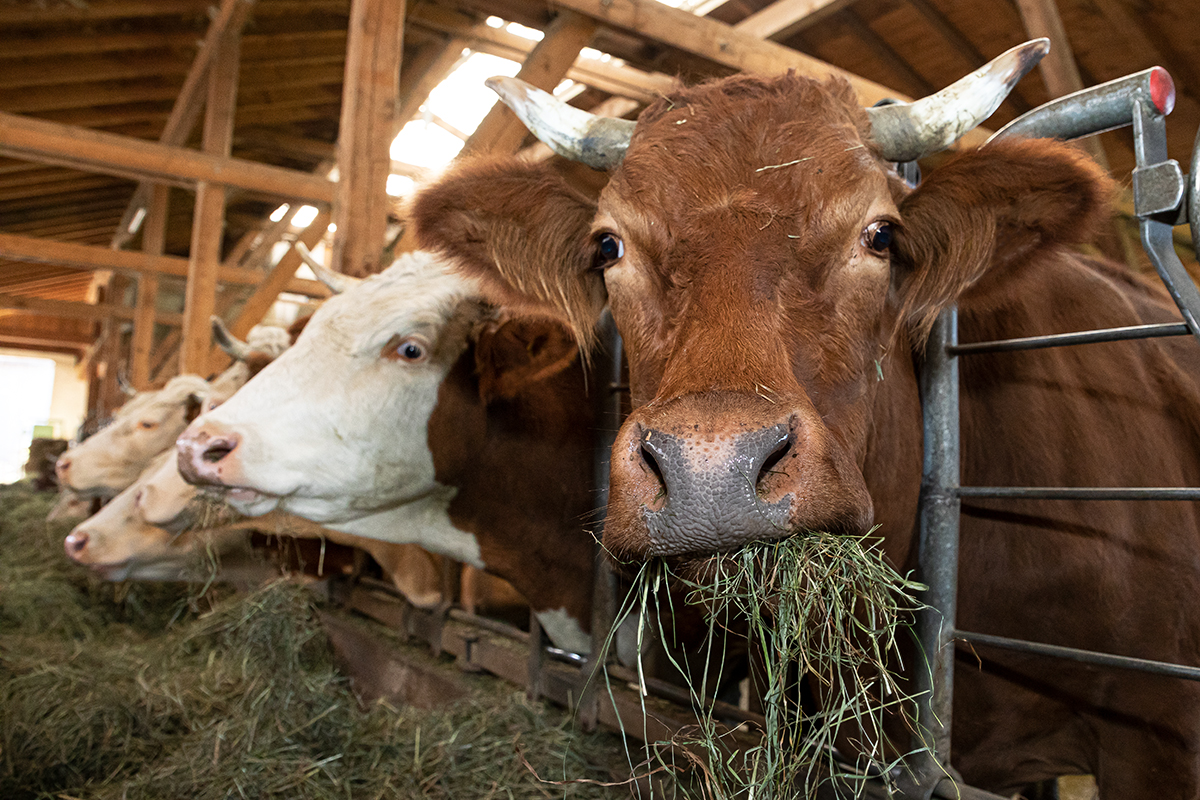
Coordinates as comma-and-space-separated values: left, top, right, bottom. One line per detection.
130, 184, 168, 389
332, 0, 405, 278
461, 11, 599, 157
180, 19, 241, 376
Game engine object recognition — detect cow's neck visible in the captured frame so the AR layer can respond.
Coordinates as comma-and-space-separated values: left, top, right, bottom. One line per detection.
330, 493, 485, 569
429, 349, 598, 645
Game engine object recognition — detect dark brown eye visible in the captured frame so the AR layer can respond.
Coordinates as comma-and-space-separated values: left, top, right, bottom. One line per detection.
383, 335, 429, 363
593, 232, 624, 269
862, 221, 893, 254
138, 421, 157, 430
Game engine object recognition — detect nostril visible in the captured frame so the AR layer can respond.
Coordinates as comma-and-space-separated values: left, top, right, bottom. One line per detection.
755, 431, 793, 496
639, 431, 668, 500
56, 457, 70, 475
201, 437, 237, 464
65, 531, 88, 556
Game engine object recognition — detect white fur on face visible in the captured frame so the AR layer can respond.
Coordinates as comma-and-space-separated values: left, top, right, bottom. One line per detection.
189, 252, 484, 526
61, 374, 219, 497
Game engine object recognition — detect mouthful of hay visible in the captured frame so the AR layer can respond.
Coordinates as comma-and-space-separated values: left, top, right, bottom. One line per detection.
617, 530, 929, 799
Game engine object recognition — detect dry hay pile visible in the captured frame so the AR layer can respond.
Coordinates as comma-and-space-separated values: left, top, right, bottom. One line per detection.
0, 483, 633, 800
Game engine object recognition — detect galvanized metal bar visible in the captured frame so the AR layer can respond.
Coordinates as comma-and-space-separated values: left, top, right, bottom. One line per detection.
989, 67, 1172, 143
910, 307, 961, 793
957, 486, 1200, 501
949, 322, 1189, 355
957, 630, 1200, 681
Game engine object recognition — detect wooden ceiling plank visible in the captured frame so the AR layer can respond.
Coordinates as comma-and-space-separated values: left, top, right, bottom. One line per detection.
0, 176, 127, 204
112, 0, 257, 249
5, 81, 184, 115
733, 0, 856, 41
0, 53, 194, 91
0, 112, 335, 205
1089, 0, 1200, 100
0, 233, 329, 298
132, 185, 170, 388
182, 19, 243, 375
0, 1, 212, 26
331, 0, 406, 277
462, 10, 600, 157
0, 293, 181, 326
841, 9, 934, 97
0, 31, 201, 60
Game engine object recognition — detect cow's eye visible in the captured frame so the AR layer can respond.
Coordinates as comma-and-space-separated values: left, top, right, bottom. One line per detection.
383, 335, 430, 363
138, 421, 157, 430
593, 232, 624, 269
862, 221, 893, 254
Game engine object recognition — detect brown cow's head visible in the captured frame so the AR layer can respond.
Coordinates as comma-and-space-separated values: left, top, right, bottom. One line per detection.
413, 45, 1113, 575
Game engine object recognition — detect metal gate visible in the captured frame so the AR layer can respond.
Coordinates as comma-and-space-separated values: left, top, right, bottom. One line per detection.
909, 66, 1200, 800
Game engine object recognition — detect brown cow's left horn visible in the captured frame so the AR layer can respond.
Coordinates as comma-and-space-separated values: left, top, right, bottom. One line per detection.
866, 38, 1049, 162
486, 77, 636, 171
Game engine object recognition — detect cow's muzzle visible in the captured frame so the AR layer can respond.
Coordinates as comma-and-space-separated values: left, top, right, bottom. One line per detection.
604, 394, 874, 561
176, 427, 241, 487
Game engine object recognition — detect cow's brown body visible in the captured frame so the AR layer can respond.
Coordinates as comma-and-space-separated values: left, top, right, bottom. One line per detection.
414, 73, 1200, 797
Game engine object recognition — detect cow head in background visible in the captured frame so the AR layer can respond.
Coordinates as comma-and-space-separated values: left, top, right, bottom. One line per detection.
55, 373, 214, 498
412, 41, 1114, 575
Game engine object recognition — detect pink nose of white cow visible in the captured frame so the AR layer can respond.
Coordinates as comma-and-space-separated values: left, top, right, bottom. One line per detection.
55, 456, 71, 482
64, 530, 89, 560
176, 428, 241, 487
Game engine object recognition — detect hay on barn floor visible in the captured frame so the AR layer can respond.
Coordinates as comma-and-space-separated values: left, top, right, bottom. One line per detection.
614, 531, 928, 799
0, 483, 637, 800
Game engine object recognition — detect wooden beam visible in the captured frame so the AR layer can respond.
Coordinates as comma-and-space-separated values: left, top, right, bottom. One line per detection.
181, 19, 242, 376
0, 233, 330, 297
733, 0, 855, 41
211, 210, 332, 369
841, 9, 934, 97
1011, 0, 1086, 101
332, 0, 406, 278
0, 294, 182, 326
0, 112, 335, 205
0, 30, 201, 60
131, 185, 169, 389
111, 0, 257, 248
462, 11, 600, 157
0, 53, 194, 91
0, 1, 211, 25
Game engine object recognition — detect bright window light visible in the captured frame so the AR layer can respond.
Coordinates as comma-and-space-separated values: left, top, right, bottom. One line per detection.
291, 205, 319, 228
387, 174, 416, 197
505, 21, 544, 40
269, 204, 290, 222
486, 15, 504, 27
419, 52, 520, 134
0, 355, 55, 484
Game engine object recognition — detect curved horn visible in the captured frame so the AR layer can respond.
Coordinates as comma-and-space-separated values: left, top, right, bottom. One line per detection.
295, 242, 362, 294
210, 316, 252, 361
116, 370, 137, 397
485, 77, 636, 170
866, 38, 1049, 162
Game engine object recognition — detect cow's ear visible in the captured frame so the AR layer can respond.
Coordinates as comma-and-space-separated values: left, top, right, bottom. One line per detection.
410, 157, 605, 352
474, 315, 579, 402
891, 137, 1114, 342
183, 393, 204, 424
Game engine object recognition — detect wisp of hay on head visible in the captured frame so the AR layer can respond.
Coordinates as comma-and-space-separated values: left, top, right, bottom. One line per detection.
610, 530, 929, 799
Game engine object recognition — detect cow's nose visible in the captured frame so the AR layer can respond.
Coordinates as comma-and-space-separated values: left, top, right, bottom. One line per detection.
64, 530, 89, 559
176, 428, 241, 486
631, 419, 797, 556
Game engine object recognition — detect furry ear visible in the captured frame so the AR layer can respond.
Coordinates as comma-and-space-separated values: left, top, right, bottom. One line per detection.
410, 156, 605, 351
474, 315, 579, 402
892, 137, 1115, 342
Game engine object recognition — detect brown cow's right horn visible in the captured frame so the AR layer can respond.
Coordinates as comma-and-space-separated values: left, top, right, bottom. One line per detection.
295, 242, 362, 294
486, 77, 636, 170
866, 38, 1049, 162
211, 316, 252, 361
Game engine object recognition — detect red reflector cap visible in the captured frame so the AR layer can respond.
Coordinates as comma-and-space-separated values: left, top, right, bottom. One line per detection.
1150, 67, 1175, 115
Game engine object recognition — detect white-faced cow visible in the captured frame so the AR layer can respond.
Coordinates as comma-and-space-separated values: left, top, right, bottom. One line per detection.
175, 252, 599, 653
406, 42, 1200, 799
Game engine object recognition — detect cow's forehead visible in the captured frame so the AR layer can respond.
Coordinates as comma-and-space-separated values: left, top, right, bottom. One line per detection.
114, 375, 208, 421
305, 252, 482, 352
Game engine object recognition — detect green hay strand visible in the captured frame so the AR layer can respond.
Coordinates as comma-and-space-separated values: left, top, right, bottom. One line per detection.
620, 530, 929, 799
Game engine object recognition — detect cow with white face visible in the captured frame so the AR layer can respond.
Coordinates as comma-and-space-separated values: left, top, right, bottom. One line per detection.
176, 251, 599, 653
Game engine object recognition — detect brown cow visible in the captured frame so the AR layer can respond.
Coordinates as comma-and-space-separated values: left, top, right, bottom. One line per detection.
411, 45, 1200, 798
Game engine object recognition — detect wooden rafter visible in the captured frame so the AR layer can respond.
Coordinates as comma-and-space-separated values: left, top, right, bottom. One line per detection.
841, 9, 934, 98
462, 10, 600, 156
131, 185, 169, 389
0, 294, 181, 326
733, 0, 855, 41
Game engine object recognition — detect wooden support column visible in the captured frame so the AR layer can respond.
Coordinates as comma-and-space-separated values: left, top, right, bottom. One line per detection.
1013, 0, 1138, 266
332, 0, 405, 278
130, 184, 168, 389
461, 11, 599, 157
180, 20, 241, 376
112, 0, 256, 248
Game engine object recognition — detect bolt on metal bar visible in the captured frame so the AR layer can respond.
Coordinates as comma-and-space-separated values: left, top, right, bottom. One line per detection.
957, 630, 1200, 682
957, 486, 1200, 501
949, 322, 1189, 355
